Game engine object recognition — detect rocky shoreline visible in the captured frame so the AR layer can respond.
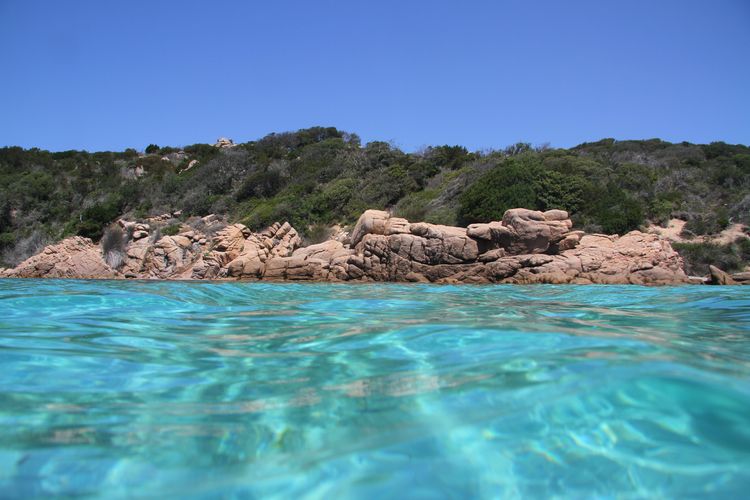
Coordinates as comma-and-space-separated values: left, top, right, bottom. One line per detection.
1, 208, 746, 285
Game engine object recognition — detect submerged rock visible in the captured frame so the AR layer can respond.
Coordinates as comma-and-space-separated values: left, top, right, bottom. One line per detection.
2, 209, 690, 284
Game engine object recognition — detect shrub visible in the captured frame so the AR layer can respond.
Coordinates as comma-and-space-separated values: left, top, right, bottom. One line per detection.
585, 187, 645, 235
161, 223, 181, 236
359, 164, 418, 208
394, 190, 438, 221
681, 208, 729, 236
0, 202, 11, 233
428, 145, 472, 170
458, 156, 541, 223
2, 230, 48, 266
673, 238, 750, 276
235, 169, 283, 201
303, 223, 332, 245
424, 206, 458, 226
307, 178, 359, 222
101, 224, 126, 269
615, 162, 655, 193
75, 196, 124, 240
21, 172, 55, 202
183, 143, 220, 163
0, 232, 14, 249
76, 221, 104, 240
534, 170, 586, 214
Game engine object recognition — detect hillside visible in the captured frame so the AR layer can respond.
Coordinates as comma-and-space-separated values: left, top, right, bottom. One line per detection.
1, 127, 748, 275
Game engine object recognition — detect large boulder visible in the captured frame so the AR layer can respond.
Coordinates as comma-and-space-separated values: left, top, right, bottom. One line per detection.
148, 235, 200, 278
466, 209, 573, 255
349, 210, 410, 246
501, 209, 572, 254
223, 222, 302, 279
504, 231, 688, 285
708, 265, 736, 285
191, 224, 250, 279
4, 237, 117, 279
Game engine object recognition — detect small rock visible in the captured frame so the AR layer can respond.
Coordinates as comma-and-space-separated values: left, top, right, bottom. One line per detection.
214, 137, 235, 148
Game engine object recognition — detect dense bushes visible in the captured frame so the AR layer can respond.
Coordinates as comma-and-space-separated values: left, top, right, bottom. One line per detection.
586, 187, 645, 234
458, 156, 541, 223
235, 170, 283, 201
457, 154, 644, 234
75, 196, 125, 240
673, 238, 750, 276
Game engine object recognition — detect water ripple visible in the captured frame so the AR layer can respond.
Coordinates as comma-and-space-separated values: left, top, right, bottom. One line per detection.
0, 279, 749, 498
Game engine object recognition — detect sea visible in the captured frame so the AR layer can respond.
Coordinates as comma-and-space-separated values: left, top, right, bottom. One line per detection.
0, 279, 748, 498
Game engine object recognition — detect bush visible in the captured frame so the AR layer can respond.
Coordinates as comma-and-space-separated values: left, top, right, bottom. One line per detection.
101, 224, 126, 269
359, 164, 418, 208
535, 170, 586, 214
458, 156, 541, 223
2, 230, 48, 266
21, 172, 55, 202
76, 221, 104, 240
428, 145, 472, 170
307, 178, 359, 222
1, 132, 747, 266
75, 196, 124, 241
681, 208, 729, 236
395, 190, 438, 221
183, 143, 220, 163
235, 169, 283, 201
586, 187, 645, 235
0, 202, 11, 233
161, 223, 181, 236
303, 223, 332, 245
673, 238, 750, 276
424, 206, 458, 226
0, 232, 14, 249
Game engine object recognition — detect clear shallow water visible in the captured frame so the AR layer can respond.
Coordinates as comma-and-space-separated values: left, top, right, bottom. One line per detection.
0, 280, 749, 499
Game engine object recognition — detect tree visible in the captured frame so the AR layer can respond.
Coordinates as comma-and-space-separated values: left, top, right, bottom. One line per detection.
429, 145, 471, 170
458, 156, 541, 223
587, 186, 645, 234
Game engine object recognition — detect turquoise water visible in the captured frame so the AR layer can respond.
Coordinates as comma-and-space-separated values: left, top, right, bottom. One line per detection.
0, 280, 749, 498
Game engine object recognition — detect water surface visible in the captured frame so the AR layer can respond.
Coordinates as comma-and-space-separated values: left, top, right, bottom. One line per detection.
0, 280, 749, 498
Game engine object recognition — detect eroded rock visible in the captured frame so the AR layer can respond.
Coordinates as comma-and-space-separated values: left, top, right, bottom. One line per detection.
3, 237, 117, 279
708, 265, 736, 285
2, 208, 690, 285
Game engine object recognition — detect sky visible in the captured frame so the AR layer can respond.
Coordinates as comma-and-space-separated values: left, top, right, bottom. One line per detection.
1, 0, 749, 152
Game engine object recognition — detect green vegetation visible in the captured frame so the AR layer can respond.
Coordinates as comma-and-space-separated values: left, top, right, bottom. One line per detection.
1, 128, 748, 274
673, 239, 750, 276
161, 223, 181, 236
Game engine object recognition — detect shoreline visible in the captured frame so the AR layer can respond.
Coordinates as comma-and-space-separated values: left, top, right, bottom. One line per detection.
2, 208, 745, 285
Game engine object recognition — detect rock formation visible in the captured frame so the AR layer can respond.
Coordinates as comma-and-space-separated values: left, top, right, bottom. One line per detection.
213, 137, 235, 149
0, 208, 703, 284
3, 237, 118, 279
708, 265, 736, 285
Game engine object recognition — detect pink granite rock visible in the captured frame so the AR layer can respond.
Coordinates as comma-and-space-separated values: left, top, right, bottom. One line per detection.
2, 209, 690, 285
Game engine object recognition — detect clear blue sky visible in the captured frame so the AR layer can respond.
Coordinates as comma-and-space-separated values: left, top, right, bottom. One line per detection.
1, 0, 748, 152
